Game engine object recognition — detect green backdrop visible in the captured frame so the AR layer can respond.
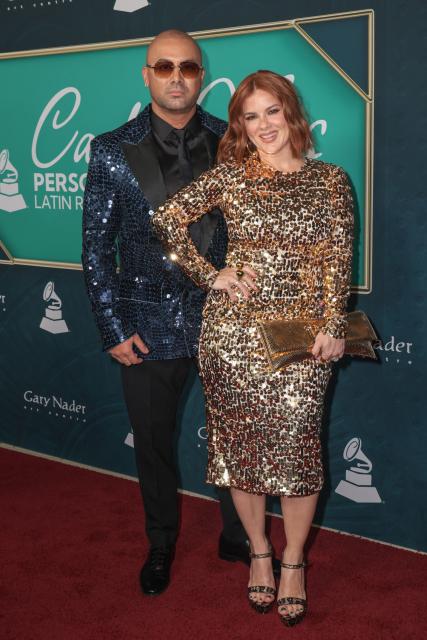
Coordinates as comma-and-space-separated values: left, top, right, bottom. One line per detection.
4, 5, 425, 552
0, 25, 369, 288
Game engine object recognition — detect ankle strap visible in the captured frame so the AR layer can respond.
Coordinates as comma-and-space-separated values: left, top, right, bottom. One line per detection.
280, 561, 306, 569
249, 541, 273, 560
250, 550, 273, 559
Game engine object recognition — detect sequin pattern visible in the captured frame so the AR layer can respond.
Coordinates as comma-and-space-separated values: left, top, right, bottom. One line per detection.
153, 155, 353, 495
82, 105, 227, 356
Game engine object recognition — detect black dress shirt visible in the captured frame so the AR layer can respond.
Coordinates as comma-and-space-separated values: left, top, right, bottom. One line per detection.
150, 108, 221, 255
150, 109, 211, 197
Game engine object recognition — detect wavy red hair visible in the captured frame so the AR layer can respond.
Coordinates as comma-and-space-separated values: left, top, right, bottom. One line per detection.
217, 70, 312, 164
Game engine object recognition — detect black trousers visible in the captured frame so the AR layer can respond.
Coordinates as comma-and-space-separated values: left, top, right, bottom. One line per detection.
121, 357, 246, 547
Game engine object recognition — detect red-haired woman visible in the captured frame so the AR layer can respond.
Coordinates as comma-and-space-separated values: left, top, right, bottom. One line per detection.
153, 70, 353, 627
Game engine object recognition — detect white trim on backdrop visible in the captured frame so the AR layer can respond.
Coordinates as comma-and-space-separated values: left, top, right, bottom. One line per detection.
2, 442, 424, 556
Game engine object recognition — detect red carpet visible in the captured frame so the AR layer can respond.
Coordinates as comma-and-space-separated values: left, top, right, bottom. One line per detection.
1, 446, 426, 640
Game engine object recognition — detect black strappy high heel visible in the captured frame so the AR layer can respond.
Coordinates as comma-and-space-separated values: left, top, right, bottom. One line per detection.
277, 561, 307, 627
247, 547, 276, 614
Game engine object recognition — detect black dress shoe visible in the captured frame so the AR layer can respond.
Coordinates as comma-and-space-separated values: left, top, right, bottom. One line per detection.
218, 534, 281, 577
140, 546, 174, 596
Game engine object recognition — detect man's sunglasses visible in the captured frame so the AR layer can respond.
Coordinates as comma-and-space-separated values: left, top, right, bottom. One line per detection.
146, 61, 203, 79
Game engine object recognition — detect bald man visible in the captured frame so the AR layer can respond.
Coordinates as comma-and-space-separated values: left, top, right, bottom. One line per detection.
82, 30, 253, 596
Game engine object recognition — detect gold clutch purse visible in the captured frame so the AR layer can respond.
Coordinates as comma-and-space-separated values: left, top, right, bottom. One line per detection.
258, 310, 378, 372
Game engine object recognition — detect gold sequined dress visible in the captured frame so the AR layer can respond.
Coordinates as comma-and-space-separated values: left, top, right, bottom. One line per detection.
153, 155, 353, 496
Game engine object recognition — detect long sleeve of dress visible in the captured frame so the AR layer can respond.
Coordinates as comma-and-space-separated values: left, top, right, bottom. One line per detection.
152, 163, 229, 289
321, 166, 354, 339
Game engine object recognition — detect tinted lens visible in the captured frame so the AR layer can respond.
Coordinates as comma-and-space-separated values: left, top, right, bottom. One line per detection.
152, 62, 175, 78
151, 61, 201, 79
179, 61, 201, 79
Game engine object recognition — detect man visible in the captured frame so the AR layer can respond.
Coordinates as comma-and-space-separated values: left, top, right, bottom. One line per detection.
82, 30, 255, 596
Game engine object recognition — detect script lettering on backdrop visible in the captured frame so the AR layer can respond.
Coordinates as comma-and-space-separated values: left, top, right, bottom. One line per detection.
31, 88, 90, 212
198, 74, 326, 159
30, 89, 150, 213
29, 77, 327, 212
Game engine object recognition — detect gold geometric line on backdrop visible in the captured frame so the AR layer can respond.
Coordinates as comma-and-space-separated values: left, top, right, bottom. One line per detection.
293, 23, 370, 102
0, 238, 13, 264
0, 257, 82, 270
290, 10, 374, 292
295, 10, 374, 101
0, 9, 373, 66
0, 9, 374, 293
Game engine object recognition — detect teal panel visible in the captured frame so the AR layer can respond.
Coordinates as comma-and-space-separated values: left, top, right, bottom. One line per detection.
0, 25, 369, 287
303, 16, 370, 95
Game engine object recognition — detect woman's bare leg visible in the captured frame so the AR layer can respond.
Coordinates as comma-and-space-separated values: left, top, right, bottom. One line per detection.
230, 488, 275, 605
278, 492, 319, 616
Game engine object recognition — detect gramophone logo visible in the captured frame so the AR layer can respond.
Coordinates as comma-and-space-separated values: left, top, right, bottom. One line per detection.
335, 437, 382, 503
0, 149, 27, 213
113, 0, 149, 12
124, 424, 207, 449
39, 281, 69, 334
197, 425, 207, 449
124, 431, 134, 448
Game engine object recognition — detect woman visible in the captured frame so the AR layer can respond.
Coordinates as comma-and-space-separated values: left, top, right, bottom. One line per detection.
152, 70, 353, 626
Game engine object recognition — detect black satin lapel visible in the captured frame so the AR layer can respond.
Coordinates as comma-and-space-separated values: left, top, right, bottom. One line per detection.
187, 128, 211, 179
189, 208, 221, 256
121, 128, 221, 255
201, 127, 220, 169
187, 127, 222, 256
121, 136, 168, 210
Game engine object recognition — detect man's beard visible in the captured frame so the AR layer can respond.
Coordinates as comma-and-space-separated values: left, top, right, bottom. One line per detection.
155, 86, 198, 113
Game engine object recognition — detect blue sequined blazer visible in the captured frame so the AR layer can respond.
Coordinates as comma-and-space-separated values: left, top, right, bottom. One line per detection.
82, 105, 228, 358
